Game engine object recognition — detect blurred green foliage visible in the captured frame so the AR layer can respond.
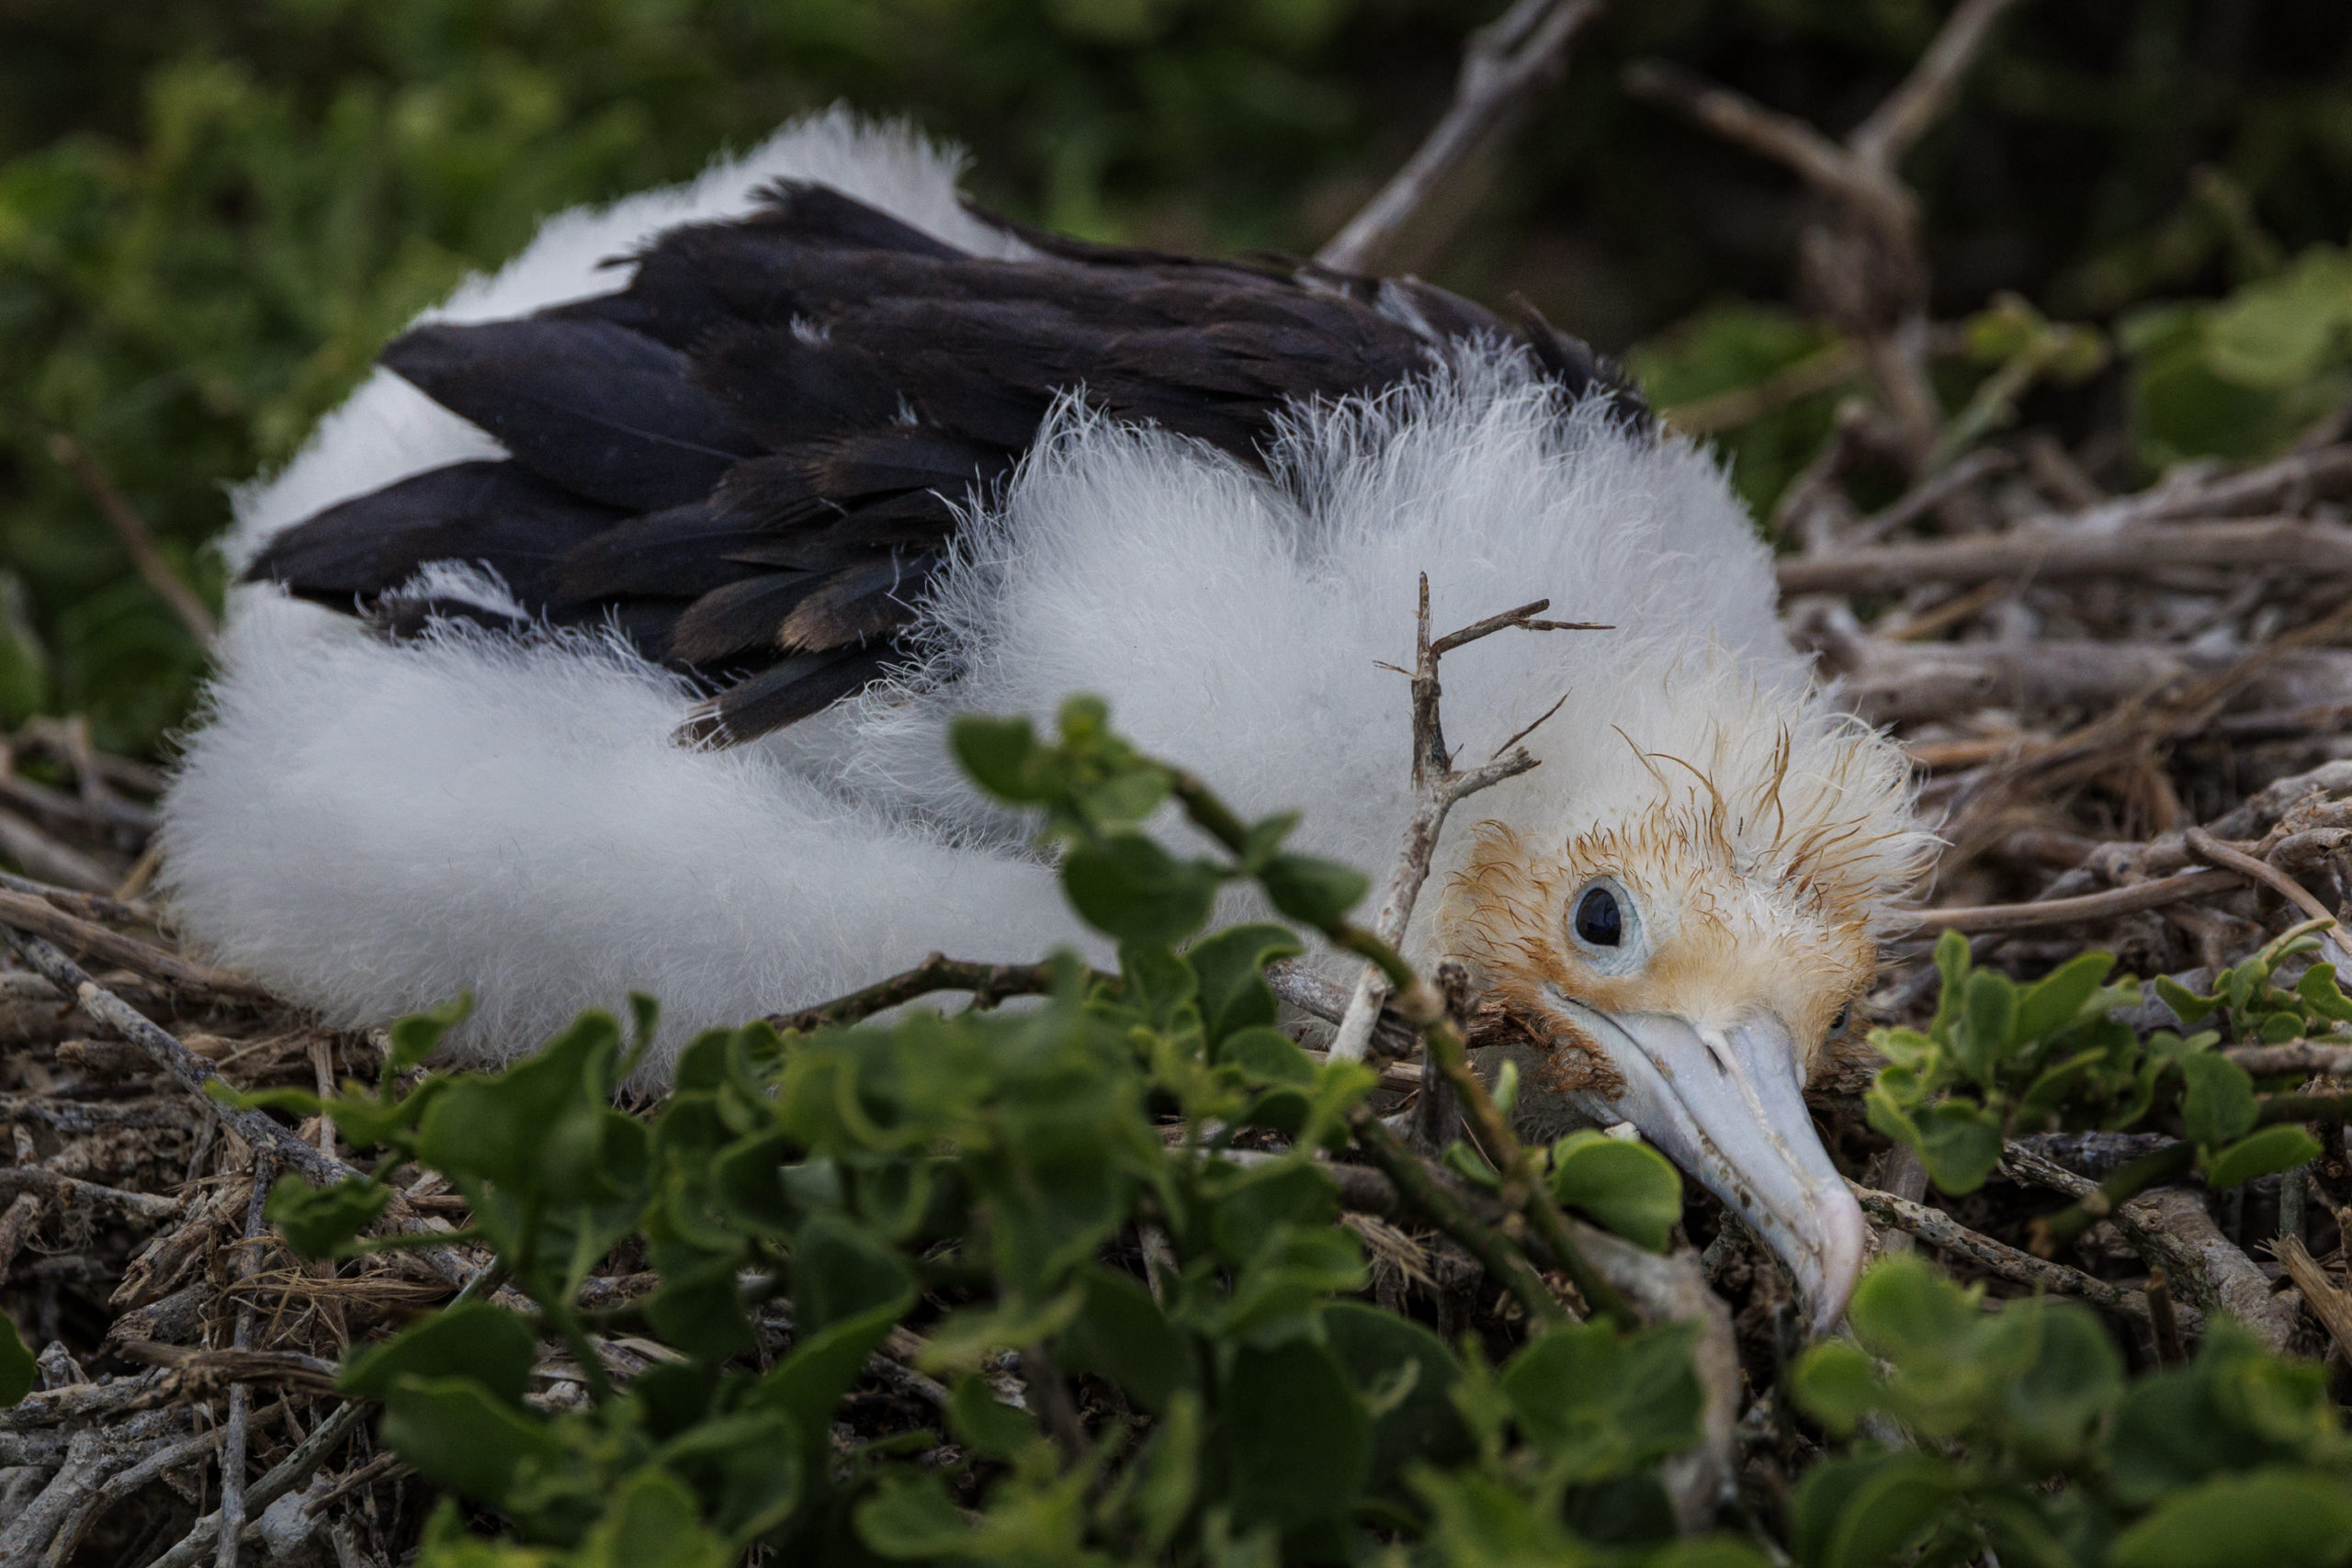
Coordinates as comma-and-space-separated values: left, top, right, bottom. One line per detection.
4, 0, 2351, 752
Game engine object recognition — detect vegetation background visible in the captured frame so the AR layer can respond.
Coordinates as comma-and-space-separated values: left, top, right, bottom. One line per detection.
4, 0, 2352, 756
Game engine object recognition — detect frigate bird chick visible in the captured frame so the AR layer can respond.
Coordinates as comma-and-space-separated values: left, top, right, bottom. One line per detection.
159, 109, 1928, 1331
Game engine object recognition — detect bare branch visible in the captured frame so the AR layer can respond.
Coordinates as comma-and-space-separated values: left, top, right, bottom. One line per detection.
1850, 1181, 2196, 1329
1849, 0, 2033, 168
1906, 868, 2239, 934
1777, 515, 2352, 596
1623, 61, 1889, 216
1317, 0, 1603, 275
45, 434, 217, 649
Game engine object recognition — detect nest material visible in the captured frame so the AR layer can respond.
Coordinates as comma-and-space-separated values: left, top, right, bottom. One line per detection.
8, 431, 2352, 1562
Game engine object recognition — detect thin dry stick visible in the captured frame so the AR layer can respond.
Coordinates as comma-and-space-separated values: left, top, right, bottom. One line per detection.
0, 887, 261, 999
768, 954, 1081, 1033
1329, 581, 1595, 1063
1908, 868, 2240, 934
215, 1152, 273, 1568
2273, 1235, 2352, 1365
1317, 0, 1602, 275
1778, 515, 2352, 596
45, 435, 217, 648
144, 1402, 372, 1568
1627, 0, 2030, 464
0, 930, 473, 1287
1849, 1182, 2194, 1329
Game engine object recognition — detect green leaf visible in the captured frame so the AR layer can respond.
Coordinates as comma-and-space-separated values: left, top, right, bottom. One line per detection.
654, 1412, 804, 1546
855, 1473, 972, 1560
792, 1213, 917, 1338
2014, 952, 2117, 1043
758, 1303, 909, 1476
1928, 930, 1973, 1038
1061, 831, 1222, 947
2109, 1468, 2352, 1568
945, 1372, 1040, 1461
2179, 1050, 2260, 1147
574, 1467, 735, 1568
1498, 1320, 1704, 1481
1131, 1388, 1203, 1551
0, 1314, 34, 1408
1910, 1100, 2006, 1195
1545, 1130, 1683, 1252
1790, 1341, 1882, 1437
378, 1374, 569, 1509
2157, 974, 2222, 1028
341, 1303, 540, 1408
1217, 1024, 1316, 1083
2204, 1124, 2323, 1188
266, 1174, 392, 1261
1322, 1302, 1473, 1488
1951, 967, 2018, 1084
389, 992, 476, 1078
1053, 1267, 1196, 1413
1789, 1451, 1960, 1568
1186, 922, 1302, 1047
949, 714, 1045, 802
1222, 1340, 1372, 1530
1256, 852, 1368, 928
2297, 963, 2352, 1023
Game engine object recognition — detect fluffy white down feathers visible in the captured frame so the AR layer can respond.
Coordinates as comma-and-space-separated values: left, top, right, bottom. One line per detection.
160, 111, 1925, 1071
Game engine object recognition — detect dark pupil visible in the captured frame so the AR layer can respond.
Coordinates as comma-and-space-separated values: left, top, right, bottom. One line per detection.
1833, 1004, 1851, 1032
1574, 887, 1623, 947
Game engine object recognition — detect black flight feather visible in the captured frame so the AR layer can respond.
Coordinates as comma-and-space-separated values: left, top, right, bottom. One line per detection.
254, 182, 1643, 744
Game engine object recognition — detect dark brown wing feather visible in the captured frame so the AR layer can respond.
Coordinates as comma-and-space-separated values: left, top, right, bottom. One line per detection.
247, 180, 1641, 743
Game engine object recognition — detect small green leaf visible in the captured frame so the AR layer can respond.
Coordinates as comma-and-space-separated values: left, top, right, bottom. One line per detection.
2179, 1051, 2259, 1147
949, 714, 1045, 802
389, 992, 476, 1077
377, 1374, 568, 1509
2109, 1467, 2352, 1568
945, 1372, 1040, 1460
1789, 1451, 1961, 1568
1223, 1340, 1372, 1530
1789, 1341, 1881, 1437
1062, 832, 1222, 947
1054, 1268, 1196, 1413
1131, 1389, 1203, 1551
266, 1175, 392, 1261
2295, 963, 2352, 1023
1218, 1025, 1316, 1083
1928, 931, 1973, 1037
1186, 922, 1303, 1047
2157, 974, 2221, 1028
1257, 852, 1368, 928
1951, 968, 2018, 1084
574, 1467, 735, 1568
2014, 952, 2117, 1042
0, 1314, 34, 1408
1546, 1130, 1683, 1252
2204, 1124, 2323, 1188
1912, 1100, 2006, 1195
341, 1303, 540, 1408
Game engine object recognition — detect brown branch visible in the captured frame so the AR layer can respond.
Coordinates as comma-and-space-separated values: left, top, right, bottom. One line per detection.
2006, 1143, 2298, 1351
1906, 868, 2240, 933
1661, 340, 1864, 436
1849, 0, 2035, 169
1850, 1181, 2195, 1329
2144, 1269, 2186, 1365
2273, 1235, 2352, 1365
0, 888, 259, 1000
1317, 0, 1603, 275
1344, 1112, 1567, 1327
2225, 1042, 2352, 1077
215, 1150, 273, 1568
2185, 827, 2336, 928
767, 954, 1087, 1034
1776, 515, 2352, 597
45, 435, 217, 648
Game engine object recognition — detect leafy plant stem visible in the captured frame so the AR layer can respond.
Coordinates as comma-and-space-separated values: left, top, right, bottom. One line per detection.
2029, 1141, 2198, 1253
1348, 1110, 1567, 1326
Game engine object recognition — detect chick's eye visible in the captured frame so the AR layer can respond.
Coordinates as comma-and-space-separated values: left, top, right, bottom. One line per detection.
1831, 1002, 1852, 1034
1573, 886, 1623, 947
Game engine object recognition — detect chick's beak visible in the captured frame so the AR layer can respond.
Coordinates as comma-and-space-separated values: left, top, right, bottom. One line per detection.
1545, 994, 1867, 1335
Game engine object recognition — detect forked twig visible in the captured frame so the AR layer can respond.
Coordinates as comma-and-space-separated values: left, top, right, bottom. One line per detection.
1317, 0, 1604, 275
